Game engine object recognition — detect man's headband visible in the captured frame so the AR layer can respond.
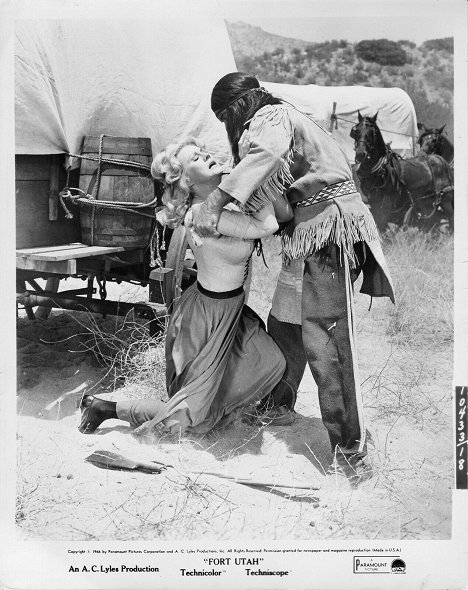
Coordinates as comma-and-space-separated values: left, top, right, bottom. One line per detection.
214, 86, 269, 119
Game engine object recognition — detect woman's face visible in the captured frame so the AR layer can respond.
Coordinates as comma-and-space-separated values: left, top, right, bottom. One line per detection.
178, 144, 223, 186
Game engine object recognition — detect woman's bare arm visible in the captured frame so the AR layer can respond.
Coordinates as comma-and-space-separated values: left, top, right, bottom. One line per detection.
217, 203, 278, 239
214, 202, 279, 239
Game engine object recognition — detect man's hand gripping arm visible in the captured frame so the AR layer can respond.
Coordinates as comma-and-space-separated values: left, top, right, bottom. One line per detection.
191, 188, 232, 237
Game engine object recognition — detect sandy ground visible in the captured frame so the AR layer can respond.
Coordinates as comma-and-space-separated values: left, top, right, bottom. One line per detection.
16, 252, 452, 541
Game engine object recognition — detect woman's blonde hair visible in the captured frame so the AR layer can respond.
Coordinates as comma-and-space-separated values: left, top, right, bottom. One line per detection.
151, 138, 202, 228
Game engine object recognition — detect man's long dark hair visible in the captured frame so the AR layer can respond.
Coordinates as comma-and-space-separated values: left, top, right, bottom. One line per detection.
211, 72, 283, 164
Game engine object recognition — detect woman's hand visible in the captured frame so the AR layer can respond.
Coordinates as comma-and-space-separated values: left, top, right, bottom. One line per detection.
272, 193, 294, 223
184, 209, 204, 246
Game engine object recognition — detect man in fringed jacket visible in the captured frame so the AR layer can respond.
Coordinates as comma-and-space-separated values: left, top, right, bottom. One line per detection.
193, 72, 395, 482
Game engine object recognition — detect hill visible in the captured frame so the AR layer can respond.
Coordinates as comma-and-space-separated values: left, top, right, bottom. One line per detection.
225, 21, 454, 139
226, 20, 309, 57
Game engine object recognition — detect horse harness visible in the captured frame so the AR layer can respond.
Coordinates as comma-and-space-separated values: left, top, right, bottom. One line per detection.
356, 148, 408, 215
418, 129, 440, 151
403, 154, 454, 221
357, 144, 453, 222
419, 130, 454, 168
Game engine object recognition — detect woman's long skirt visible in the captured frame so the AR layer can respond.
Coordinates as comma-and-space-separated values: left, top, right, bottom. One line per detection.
117, 283, 286, 434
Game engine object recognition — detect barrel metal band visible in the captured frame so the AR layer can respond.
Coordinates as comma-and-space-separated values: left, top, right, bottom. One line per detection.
292, 180, 357, 209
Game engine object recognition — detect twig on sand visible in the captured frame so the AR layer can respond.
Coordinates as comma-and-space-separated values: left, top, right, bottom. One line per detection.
71, 527, 98, 539
304, 442, 328, 475
171, 467, 320, 491
94, 489, 137, 524
164, 472, 237, 506
39, 381, 90, 416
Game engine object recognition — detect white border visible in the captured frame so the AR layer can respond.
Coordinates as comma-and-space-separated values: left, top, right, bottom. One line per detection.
1, 1, 467, 589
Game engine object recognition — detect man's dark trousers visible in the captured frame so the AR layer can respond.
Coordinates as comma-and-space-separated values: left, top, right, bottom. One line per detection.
267, 243, 366, 457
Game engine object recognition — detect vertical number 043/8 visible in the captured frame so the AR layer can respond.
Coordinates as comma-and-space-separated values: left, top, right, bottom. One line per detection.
456, 386, 468, 489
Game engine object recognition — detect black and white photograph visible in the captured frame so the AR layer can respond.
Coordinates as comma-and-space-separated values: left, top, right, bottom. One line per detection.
1, 0, 467, 588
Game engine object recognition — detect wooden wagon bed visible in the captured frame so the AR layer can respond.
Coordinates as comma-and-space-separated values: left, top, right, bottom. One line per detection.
17, 243, 125, 275
15, 149, 194, 332
16, 242, 168, 329
16, 226, 193, 336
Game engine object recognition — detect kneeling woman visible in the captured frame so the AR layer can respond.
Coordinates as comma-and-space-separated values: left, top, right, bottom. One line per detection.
79, 139, 291, 436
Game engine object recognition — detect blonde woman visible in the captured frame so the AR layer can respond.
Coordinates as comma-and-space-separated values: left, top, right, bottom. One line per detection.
79, 139, 292, 436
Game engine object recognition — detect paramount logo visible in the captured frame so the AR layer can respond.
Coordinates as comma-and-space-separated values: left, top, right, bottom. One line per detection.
353, 556, 406, 574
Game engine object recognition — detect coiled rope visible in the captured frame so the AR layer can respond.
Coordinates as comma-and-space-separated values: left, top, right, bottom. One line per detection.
60, 134, 162, 261
60, 132, 158, 229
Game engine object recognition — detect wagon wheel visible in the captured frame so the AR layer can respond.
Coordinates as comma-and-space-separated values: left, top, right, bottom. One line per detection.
16, 272, 61, 320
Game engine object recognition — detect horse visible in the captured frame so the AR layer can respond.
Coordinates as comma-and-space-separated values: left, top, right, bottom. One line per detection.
417, 123, 454, 168
350, 112, 454, 232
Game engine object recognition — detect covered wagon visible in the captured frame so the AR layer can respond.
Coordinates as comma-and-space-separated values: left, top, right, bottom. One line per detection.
14, 5, 419, 326
263, 81, 418, 161
14, 5, 235, 326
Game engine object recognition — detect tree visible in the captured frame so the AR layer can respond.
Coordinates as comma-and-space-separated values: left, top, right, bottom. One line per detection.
422, 38, 454, 53
356, 39, 409, 66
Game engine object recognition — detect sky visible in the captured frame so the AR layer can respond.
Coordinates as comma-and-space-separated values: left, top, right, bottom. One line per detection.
218, 0, 458, 44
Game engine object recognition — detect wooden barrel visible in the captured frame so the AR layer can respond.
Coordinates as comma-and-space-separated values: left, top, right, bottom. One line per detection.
78, 136, 155, 247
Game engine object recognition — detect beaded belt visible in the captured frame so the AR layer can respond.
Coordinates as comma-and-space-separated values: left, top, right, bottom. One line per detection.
292, 180, 357, 209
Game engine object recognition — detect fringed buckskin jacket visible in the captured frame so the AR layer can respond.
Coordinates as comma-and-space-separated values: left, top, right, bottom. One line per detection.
218, 104, 395, 324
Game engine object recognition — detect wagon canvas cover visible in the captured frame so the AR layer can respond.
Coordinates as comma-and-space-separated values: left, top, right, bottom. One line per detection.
15, 15, 417, 165
15, 8, 236, 161
263, 81, 418, 161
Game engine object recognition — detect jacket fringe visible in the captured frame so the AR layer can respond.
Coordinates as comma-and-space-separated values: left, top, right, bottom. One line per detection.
281, 206, 380, 267
242, 105, 295, 213
242, 149, 295, 212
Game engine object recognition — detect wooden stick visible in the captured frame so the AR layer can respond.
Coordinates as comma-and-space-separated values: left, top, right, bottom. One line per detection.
40, 381, 90, 415
178, 468, 320, 491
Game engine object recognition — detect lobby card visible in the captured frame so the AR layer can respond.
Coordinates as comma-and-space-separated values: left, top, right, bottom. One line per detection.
1, 0, 467, 588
